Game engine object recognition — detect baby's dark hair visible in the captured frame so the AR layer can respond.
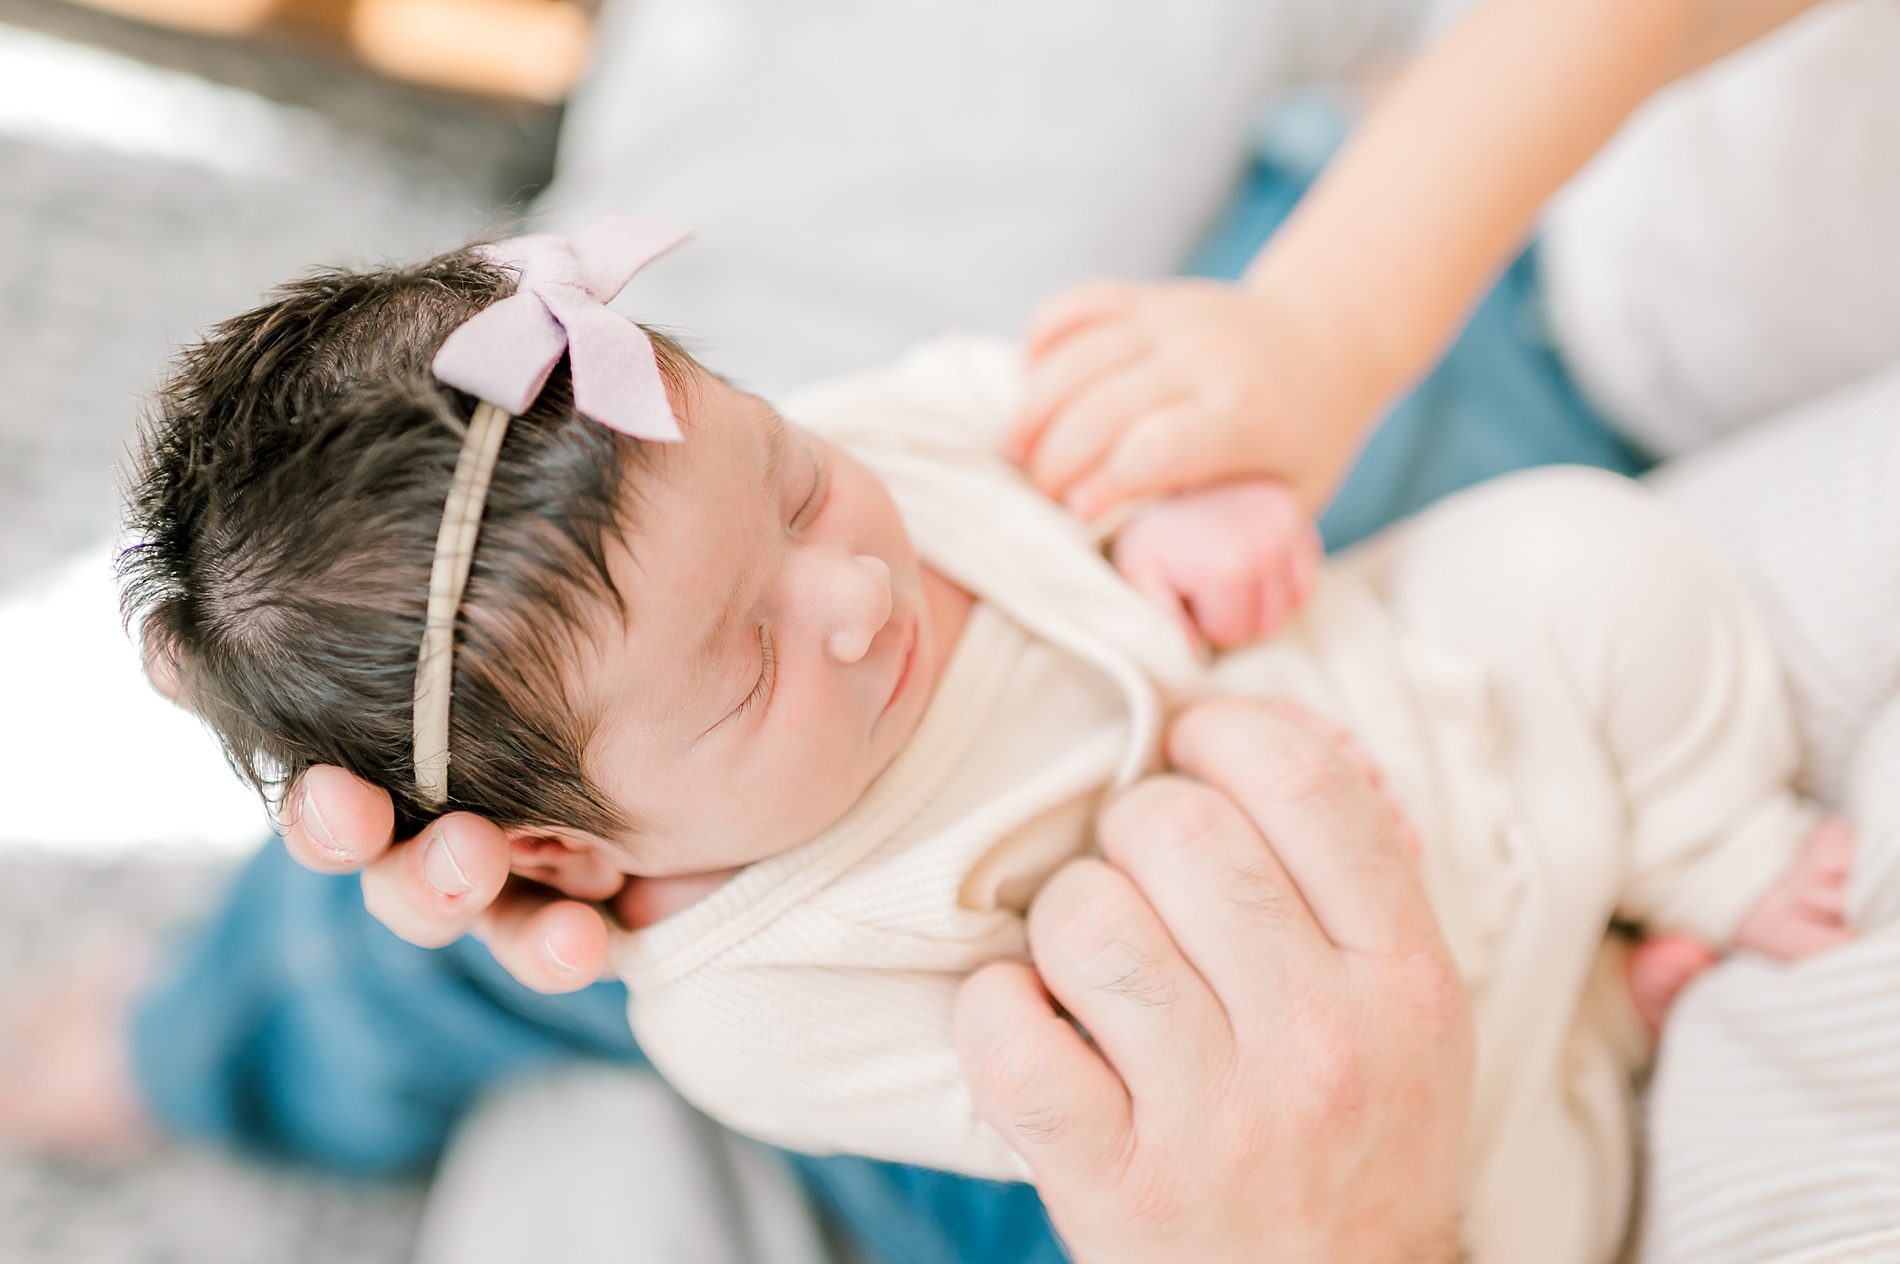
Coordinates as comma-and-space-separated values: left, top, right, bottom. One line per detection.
122, 245, 697, 840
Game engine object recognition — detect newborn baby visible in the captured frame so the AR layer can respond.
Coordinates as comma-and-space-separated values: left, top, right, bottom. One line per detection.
125, 225, 1847, 1264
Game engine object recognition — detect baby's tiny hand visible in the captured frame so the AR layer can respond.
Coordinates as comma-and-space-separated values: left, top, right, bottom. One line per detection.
1112, 480, 1321, 652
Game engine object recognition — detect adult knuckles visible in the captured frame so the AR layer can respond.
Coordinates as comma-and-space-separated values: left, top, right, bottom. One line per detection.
1099, 776, 1234, 869
1032, 864, 1175, 1009
1168, 695, 1282, 755
964, 1022, 1072, 1145
1176, 699, 1365, 811
1375, 943, 1470, 1038
1109, 1168, 1202, 1239
1280, 994, 1373, 1132
1256, 738, 1365, 813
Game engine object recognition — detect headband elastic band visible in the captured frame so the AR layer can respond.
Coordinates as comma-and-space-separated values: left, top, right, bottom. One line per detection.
413, 216, 688, 806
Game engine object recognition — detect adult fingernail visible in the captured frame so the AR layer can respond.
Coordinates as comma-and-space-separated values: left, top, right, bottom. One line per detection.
423, 828, 475, 897
542, 931, 577, 975
297, 788, 356, 865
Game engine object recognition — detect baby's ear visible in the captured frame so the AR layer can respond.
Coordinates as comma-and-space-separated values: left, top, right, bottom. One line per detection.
139, 621, 186, 704
506, 829, 629, 901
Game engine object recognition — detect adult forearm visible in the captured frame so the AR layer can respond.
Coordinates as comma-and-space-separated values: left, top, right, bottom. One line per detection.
1243, 0, 1819, 446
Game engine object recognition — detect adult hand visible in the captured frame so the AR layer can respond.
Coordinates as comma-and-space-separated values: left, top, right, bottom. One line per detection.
1007, 278, 1383, 521
955, 699, 1473, 1263
280, 765, 612, 993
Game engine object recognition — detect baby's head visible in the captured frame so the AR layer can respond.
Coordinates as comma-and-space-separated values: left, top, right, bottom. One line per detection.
125, 241, 942, 888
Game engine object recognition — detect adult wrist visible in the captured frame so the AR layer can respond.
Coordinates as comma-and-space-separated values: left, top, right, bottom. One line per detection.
1227, 271, 1394, 507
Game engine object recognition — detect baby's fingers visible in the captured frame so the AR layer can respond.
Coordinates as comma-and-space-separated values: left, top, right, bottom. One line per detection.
1115, 546, 1201, 651
1287, 521, 1321, 607
1255, 527, 1322, 641
1186, 563, 1265, 652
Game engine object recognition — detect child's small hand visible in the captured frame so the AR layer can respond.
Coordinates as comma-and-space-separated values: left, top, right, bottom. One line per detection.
1112, 480, 1321, 652
1008, 278, 1370, 521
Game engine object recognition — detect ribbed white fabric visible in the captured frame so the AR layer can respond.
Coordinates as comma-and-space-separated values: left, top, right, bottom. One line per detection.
1638, 363, 1900, 1264
1641, 930, 1900, 1264
1651, 362, 1900, 816
609, 337, 1813, 1263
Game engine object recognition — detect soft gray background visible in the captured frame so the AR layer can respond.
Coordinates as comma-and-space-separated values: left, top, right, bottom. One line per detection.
0, 1, 555, 1254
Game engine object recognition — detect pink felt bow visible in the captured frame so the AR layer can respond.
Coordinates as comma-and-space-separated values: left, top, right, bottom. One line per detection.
431, 215, 690, 441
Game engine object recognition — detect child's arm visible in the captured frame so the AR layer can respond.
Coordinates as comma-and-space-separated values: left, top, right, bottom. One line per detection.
1010, 0, 1828, 519
1112, 480, 1321, 652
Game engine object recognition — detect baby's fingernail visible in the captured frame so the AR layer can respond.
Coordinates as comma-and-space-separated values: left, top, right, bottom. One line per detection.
297, 788, 356, 865
423, 828, 475, 897
542, 931, 578, 975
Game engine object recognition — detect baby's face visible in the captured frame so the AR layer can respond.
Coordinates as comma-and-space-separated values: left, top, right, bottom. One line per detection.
565, 370, 940, 876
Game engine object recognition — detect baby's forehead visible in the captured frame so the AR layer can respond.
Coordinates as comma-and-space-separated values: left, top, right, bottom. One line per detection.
670, 368, 785, 465
597, 379, 787, 677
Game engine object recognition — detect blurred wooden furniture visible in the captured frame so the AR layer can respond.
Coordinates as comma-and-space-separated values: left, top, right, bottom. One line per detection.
50, 0, 590, 101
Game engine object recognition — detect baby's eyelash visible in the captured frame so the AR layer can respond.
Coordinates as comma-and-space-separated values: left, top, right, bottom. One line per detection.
738, 625, 776, 716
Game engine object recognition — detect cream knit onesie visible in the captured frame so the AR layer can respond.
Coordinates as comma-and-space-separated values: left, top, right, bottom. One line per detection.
609, 335, 1813, 1264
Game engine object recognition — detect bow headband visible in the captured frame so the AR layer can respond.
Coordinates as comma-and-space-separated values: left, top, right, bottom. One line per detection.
413, 215, 689, 806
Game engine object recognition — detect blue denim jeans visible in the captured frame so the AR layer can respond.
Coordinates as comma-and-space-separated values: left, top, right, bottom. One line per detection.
129, 127, 1646, 1264
129, 840, 1065, 1264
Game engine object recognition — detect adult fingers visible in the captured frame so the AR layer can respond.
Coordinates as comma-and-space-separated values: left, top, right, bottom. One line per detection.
1064, 402, 1212, 520
1265, 698, 1384, 789
1026, 858, 1232, 1115
1095, 776, 1334, 1021
954, 961, 1132, 1187
281, 764, 396, 873
1022, 279, 1139, 358
1096, 403, 1278, 510
1167, 699, 1439, 959
1026, 366, 1183, 502
1011, 321, 1147, 465
359, 812, 512, 949
472, 885, 610, 992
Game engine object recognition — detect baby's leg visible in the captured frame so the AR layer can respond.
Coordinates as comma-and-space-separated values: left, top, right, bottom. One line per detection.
1627, 815, 1853, 1031
1379, 466, 1837, 956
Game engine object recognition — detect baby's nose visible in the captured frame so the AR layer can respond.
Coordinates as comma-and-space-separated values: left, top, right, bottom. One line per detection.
826, 555, 893, 664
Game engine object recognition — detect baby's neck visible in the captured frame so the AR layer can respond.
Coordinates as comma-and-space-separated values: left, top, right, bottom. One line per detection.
921, 565, 975, 689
